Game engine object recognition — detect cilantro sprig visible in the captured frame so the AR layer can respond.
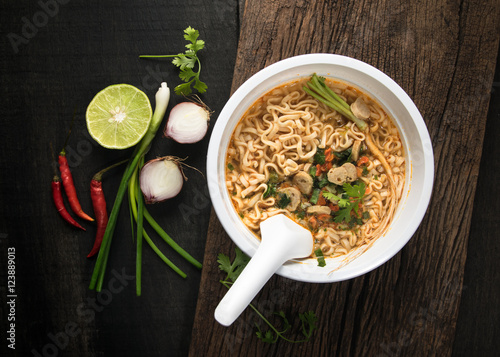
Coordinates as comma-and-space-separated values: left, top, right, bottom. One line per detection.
218, 248, 318, 343
140, 26, 207, 96
323, 182, 366, 224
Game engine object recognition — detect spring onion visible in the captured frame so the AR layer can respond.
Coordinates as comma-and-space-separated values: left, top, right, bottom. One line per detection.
304, 73, 368, 131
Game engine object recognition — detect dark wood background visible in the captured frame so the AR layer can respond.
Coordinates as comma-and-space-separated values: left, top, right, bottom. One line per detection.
0, 0, 498, 356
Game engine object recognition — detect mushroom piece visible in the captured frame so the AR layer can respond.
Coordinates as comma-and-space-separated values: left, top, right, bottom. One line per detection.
277, 187, 301, 211
327, 167, 347, 185
351, 140, 362, 162
342, 162, 358, 182
306, 205, 332, 215
350, 97, 371, 120
293, 171, 313, 195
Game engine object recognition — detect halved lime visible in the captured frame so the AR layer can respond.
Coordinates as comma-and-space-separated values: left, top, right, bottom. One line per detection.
86, 84, 153, 149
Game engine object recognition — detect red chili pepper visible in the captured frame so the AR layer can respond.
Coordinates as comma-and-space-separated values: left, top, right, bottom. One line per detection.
52, 175, 86, 231
87, 178, 108, 258
58, 149, 94, 222
357, 156, 369, 166
87, 160, 127, 258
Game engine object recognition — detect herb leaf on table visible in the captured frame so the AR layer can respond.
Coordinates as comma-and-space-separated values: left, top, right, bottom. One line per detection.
217, 248, 318, 343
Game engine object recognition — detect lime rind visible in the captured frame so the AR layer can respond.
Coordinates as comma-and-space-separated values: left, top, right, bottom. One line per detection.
86, 84, 153, 149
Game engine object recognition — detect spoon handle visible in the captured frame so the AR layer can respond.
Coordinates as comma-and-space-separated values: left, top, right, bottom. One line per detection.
214, 236, 290, 327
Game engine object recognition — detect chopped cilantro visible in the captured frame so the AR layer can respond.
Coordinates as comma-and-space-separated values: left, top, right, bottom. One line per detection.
263, 171, 279, 198
309, 165, 317, 177
314, 175, 329, 189
263, 182, 277, 199
310, 188, 321, 204
276, 193, 291, 209
334, 148, 353, 165
313, 148, 325, 165
294, 210, 306, 219
362, 166, 369, 176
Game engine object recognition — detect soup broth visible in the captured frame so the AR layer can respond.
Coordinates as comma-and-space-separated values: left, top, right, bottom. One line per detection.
225, 76, 405, 259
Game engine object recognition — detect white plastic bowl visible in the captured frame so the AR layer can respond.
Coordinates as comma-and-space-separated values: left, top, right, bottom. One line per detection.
207, 54, 433, 283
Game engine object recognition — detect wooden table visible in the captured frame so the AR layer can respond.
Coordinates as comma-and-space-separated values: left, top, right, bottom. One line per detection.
0, 0, 498, 356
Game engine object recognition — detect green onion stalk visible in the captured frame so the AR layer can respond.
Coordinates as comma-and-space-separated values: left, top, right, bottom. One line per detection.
90, 82, 201, 292
303, 73, 367, 131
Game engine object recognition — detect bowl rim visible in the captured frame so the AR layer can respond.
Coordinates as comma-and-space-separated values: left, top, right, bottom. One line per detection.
207, 53, 434, 283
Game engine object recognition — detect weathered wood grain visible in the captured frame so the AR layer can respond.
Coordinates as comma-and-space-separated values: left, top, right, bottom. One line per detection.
189, 0, 500, 356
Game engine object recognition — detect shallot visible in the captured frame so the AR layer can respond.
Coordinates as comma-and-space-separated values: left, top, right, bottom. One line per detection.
164, 102, 210, 143
140, 157, 186, 204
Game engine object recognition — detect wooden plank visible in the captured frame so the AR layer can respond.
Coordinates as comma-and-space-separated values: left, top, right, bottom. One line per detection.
189, 0, 500, 356
452, 53, 500, 355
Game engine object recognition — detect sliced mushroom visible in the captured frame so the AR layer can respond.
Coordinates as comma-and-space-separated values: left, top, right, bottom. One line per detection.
277, 187, 301, 211
350, 97, 371, 120
351, 140, 362, 162
293, 171, 313, 195
342, 162, 358, 182
306, 205, 332, 215
327, 167, 347, 185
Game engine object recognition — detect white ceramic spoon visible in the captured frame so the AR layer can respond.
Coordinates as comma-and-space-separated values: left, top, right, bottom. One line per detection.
214, 214, 313, 326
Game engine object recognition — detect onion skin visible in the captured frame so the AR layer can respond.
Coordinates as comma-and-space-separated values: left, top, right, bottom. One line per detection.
164, 102, 209, 144
139, 157, 185, 204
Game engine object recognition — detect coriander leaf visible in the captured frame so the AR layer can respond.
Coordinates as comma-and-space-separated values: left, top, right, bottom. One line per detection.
178, 67, 196, 82
299, 311, 318, 339
322, 191, 339, 202
193, 79, 208, 94
140, 26, 207, 96
217, 247, 250, 283
334, 207, 352, 223
276, 311, 291, 333
332, 182, 366, 224
217, 253, 232, 276
183, 26, 201, 44
255, 325, 277, 343
337, 195, 350, 208
174, 82, 193, 96
172, 55, 196, 70
343, 181, 366, 199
